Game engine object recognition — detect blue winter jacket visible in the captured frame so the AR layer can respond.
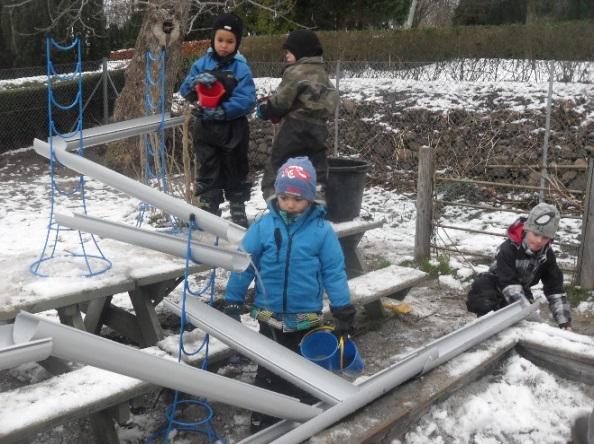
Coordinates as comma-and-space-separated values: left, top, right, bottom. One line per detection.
178, 49, 256, 120
225, 202, 352, 313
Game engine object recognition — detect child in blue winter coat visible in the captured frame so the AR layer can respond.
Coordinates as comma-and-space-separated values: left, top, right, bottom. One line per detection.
178, 13, 256, 227
223, 156, 356, 432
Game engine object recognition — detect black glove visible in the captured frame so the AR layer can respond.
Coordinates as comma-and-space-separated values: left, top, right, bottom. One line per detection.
191, 106, 202, 119
331, 304, 356, 339
223, 301, 242, 322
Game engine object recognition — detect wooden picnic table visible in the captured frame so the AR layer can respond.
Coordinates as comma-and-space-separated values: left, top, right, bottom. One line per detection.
0, 219, 383, 348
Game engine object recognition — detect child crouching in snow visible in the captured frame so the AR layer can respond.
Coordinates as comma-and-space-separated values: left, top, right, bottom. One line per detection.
466, 202, 571, 330
222, 156, 355, 432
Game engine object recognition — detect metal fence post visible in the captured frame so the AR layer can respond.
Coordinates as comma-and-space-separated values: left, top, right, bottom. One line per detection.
333, 58, 341, 157
415, 146, 434, 262
539, 61, 554, 202
102, 58, 109, 125
578, 158, 594, 290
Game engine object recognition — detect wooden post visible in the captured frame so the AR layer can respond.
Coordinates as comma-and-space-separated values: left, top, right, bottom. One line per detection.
415, 146, 433, 262
539, 61, 554, 202
102, 57, 109, 125
333, 58, 341, 157
578, 158, 594, 290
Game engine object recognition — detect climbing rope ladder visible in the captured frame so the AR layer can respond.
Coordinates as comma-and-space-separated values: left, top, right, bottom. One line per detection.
147, 215, 226, 443
137, 48, 177, 229
30, 37, 111, 277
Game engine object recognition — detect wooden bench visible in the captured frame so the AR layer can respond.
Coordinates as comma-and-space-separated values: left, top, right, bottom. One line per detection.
322, 264, 429, 320
332, 219, 384, 278
0, 332, 234, 444
0, 262, 428, 444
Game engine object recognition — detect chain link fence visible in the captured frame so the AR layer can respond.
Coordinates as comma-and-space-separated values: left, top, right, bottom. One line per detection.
0, 60, 124, 154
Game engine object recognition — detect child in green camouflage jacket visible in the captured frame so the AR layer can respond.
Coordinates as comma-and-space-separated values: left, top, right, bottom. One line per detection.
257, 29, 338, 203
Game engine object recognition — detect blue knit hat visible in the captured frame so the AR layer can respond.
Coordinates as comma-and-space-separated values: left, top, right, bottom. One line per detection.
274, 157, 317, 201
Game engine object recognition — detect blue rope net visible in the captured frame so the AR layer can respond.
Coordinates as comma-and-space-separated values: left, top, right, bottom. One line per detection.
30, 36, 111, 278
137, 49, 178, 231
146, 217, 226, 443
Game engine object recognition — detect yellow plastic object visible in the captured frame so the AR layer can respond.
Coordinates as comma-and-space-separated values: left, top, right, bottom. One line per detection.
383, 302, 413, 314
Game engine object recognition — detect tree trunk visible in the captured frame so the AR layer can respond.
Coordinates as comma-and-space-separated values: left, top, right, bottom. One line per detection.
106, 0, 189, 174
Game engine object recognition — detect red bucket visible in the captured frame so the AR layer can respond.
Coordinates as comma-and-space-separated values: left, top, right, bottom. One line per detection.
195, 80, 225, 108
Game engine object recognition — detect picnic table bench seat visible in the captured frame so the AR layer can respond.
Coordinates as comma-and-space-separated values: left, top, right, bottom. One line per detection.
0, 336, 233, 444
0, 262, 429, 443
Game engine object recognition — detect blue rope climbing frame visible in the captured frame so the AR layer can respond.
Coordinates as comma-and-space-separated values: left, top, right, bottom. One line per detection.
147, 216, 225, 443
137, 49, 177, 229
30, 36, 111, 278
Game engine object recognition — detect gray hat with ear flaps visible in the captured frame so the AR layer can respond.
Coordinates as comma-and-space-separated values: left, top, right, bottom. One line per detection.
524, 203, 560, 238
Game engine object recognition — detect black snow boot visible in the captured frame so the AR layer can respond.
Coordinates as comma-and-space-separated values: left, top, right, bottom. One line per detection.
229, 200, 248, 228
198, 190, 223, 217
250, 411, 279, 433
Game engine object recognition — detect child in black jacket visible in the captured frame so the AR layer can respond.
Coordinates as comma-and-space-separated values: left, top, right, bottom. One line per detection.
466, 202, 571, 329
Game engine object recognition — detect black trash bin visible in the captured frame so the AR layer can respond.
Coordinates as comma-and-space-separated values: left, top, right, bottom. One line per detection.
325, 157, 369, 222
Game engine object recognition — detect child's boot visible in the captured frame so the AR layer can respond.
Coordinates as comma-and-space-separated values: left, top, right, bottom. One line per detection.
229, 200, 248, 228
250, 411, 279, 433
198, 190, 223, 216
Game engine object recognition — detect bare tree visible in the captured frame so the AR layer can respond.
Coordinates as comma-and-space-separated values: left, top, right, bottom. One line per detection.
3, 0, 296, 172
406, 0, 460, 28
3, 0, 105, 36
106, 0, 295, 172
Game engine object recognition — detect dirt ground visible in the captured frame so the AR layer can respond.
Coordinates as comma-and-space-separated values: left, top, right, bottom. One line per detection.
6, 276, 591, 444
2, 150, 593, 443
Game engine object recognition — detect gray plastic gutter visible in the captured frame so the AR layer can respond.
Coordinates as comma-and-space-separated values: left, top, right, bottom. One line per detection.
55, 213, 250, 272
268, 299, 538, 444
33, 137, 246, 244
60, 114, 184, 151
164, 297, 358, 405
12, 311, 321, 422
0, 324, 53, 371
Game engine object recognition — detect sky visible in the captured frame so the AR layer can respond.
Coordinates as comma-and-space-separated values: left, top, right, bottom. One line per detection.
1, 60, 594, 442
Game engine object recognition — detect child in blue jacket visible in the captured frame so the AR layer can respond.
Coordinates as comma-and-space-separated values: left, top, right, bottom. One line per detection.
178, 13, 256, 227
223, 156, 356, 432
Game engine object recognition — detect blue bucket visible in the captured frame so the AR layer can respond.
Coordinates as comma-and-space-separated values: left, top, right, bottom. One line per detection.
299, 330, 340, 371
300, 330, 365, 376
340, 338, 365, 377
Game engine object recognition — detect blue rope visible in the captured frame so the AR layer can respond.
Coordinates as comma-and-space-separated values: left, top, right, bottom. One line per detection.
30, 36, 111, 278
137, 48, 176, 230
146, 217, 226, 443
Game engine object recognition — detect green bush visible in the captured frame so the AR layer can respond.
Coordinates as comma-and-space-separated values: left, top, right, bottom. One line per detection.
565, 285, 593, 307
238, 20, 594, 62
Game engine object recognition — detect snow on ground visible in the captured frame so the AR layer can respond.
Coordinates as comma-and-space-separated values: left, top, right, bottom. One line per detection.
1, 60, 594, 442
401, 352, 593, 444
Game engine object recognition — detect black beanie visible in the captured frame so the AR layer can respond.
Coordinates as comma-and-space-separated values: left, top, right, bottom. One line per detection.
211, 13, 243, 50
282, 29, 323, 61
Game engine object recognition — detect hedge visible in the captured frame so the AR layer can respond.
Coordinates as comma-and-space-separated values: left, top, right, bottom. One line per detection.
237, 20, 594, 62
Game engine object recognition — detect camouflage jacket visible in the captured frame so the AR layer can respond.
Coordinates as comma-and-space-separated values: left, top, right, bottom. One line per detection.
265, 56, 338, 124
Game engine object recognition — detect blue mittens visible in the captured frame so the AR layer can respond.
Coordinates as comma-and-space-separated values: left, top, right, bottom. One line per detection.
192, 72, 217, 87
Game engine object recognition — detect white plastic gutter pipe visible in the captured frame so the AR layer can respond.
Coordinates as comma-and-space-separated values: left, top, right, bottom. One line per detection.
164, 297, 358, 404
33, 138, 246, 244
55, 213, 250, 272
13, 311, 321, 422
60, 114, 184, 151
0, 324, 53, 371
270, 299, 538, 444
